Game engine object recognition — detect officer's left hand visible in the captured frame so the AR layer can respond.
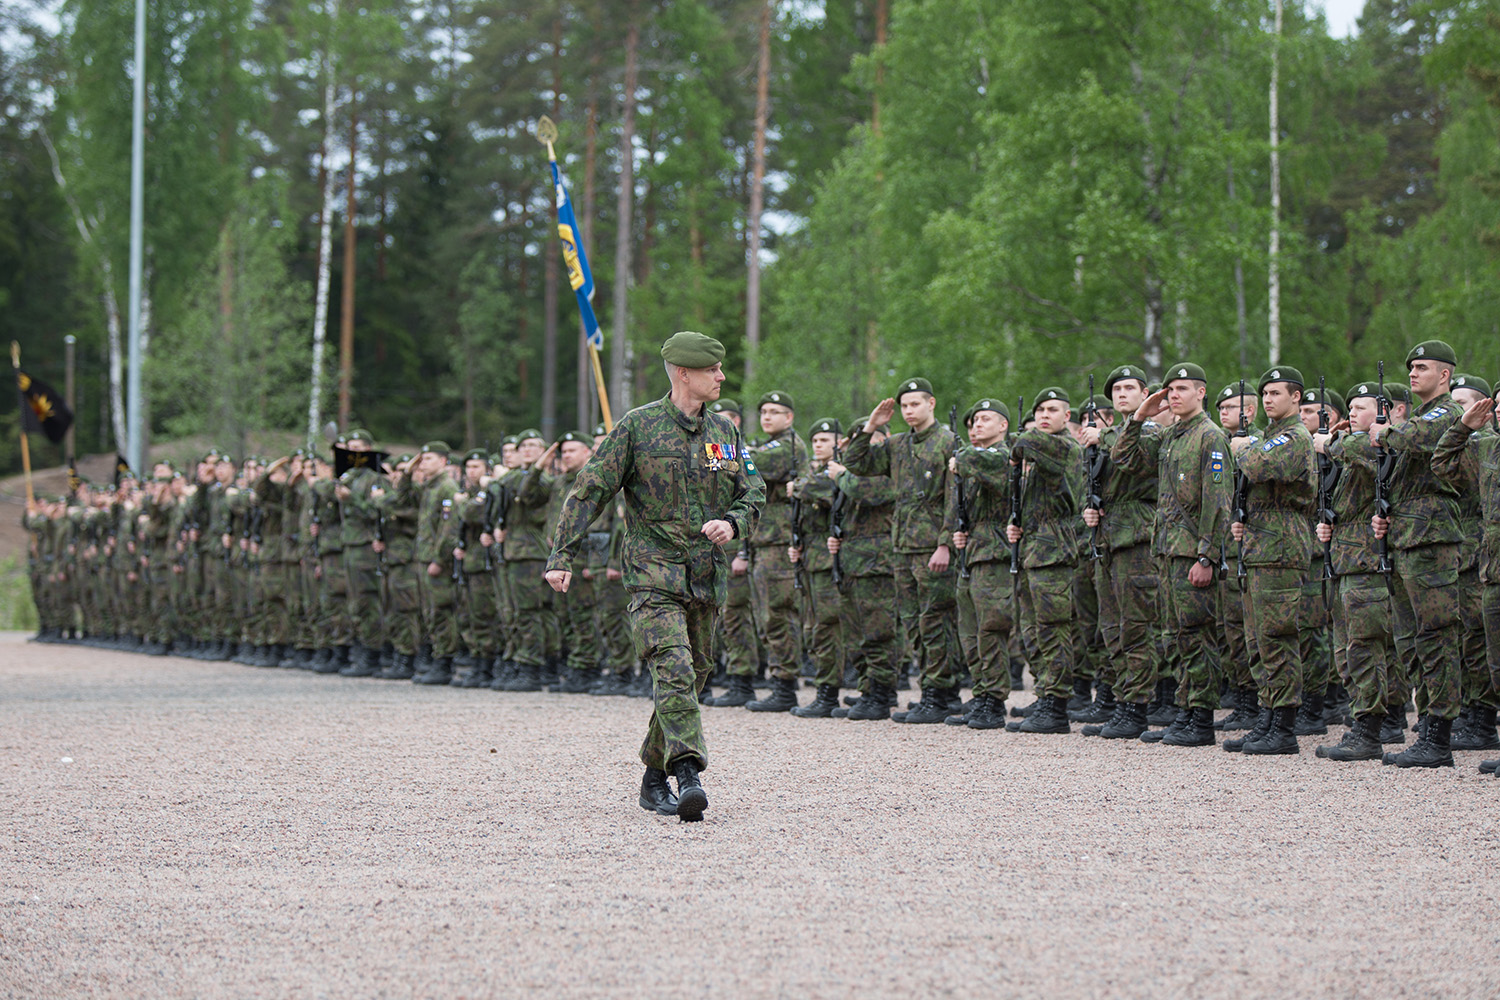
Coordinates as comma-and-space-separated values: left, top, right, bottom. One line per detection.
1006, 525, 1023, 544
1187, 560, 1214, 588
928, 544, 950, 572
545, 569, 571, 593
701, 519, 734, 546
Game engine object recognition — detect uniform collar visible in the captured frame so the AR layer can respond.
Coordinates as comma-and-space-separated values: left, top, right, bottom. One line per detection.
664, 393, 706, 433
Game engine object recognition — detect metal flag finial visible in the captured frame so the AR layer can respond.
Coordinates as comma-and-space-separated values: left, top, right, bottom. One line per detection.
536, 115, 558, 159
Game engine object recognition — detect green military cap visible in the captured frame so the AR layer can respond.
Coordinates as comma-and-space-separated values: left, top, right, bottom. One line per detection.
758, 390, 795, 412
965, 398, 1011, 426
502, 434, 520, 446
346, 428, 375, 444
1257, 365, 1304, 392
1452, 373, 1492, 398
334, 435, 347, 446
710, 398, 741, 417
202, 448, 221, 461
1382, 383, 1412, 405
516, 428, 545, 442
592, 423, 608, 437
1302, 385, 1346, 417
896, 377, 933, 402
1164, 362, 1208, 385
420, 440, 451, 456
1087, 394, 1113, 413
1032, 386, 1071, 412
1345, 381, 1381, 402
558, 430, 590, 445
1217, 383, 1255, 404
393, 452, 414, 465
1406, 339, 1458, 368
809, 417, 841, 436
462, 448, 488, 463
1147, 382, 1162, 394
215, 453, 235, 465
1103, 364, 1149, 395
660, 330, 725, 369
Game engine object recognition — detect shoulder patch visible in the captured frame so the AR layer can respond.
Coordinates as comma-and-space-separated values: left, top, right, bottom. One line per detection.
1261, 434, 1290, 452
1422, 407, 1450, 422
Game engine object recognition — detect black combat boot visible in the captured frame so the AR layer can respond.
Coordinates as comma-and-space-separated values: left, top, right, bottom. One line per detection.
639, 767, 679, 816
1009, 657, 1027, 691
626, 669, 654, 698
489, 660, 517, 689
1070, 682, 1116, 724
1223, 706, 1273, 753
1010, 695, 1070, 734
468, 657, 494, 689
1316, 715, 1383, 761
895, 686, 954, 725
1242, 705, 1300, 755
1384, 716, 1454, 768
966, 693, 1007, 730
1480, 758, 1500, 774
412, 643, 434, 677
791, 684, 840, 719
1067, 675, 1094, 714
708, 674, 755, 707
379, 652, 416, 680
1215, 689, 1260, 731
846, 684, 894, 721
671, 759, 708, 822
1095, 701, 1149, 740
1378, 703, 1408, 744
554, 666, 596, 695
378, 643, 395, 671
1140, 707, 1188, 743
1451, 706, 1500, 751
591, 671, 632, 696
538, 655, 561, 689
1161, 707, 1217, 747
310, 648, 341, 674
746, 677, 799, 713
340, 644, 379, 677
1293, 691, 1328, 736
504, 661, 544, 692
1146, 678, 1178, 726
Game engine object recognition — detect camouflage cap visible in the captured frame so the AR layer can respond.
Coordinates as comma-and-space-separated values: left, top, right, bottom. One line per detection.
758, 391, 794, 412
1301, 386, 1346, 417
896, 377, 934, 402
1452, 373, 1492, 398
1257, 366, 1304, 393
558, 430, 591, 445
809, 417, 841, 437
660, 330, 726, 369
965, 398, 1011, 426
1406, 339, 1457, 369
1103, 364, 1149, 396
710, 398, 741, 417
1164, 362, 1208, 385
1032, 386, 1071, 412
516, 428, 545, 443
420, 441, 451, 456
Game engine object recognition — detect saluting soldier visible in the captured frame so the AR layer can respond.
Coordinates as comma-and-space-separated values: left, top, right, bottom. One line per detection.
1295, 384, 1346, 734
788, 417, 846, 718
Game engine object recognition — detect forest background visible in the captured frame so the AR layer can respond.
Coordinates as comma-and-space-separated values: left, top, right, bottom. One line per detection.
0, 0, 1497, 469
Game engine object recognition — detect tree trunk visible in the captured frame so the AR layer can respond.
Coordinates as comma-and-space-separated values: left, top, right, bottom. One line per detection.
542, 18, 561, 443
307, 61, 337, 451
744, 0, 773, 382
1267, 0, 1283, 366
610, 3, 639, 412
1225, 80, 1249, 371
1132, 58, 1163, 378
338, 103, 359, 431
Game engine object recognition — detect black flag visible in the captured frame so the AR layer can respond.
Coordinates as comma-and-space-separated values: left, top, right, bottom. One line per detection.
334, 445, 389, 478
16, 370, 73, 444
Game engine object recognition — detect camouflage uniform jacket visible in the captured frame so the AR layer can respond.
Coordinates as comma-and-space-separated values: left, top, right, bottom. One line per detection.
747, 427, 808, 549
416, 474, 461, 568
1234, 412, 1315, 569
311, 479, 344, 557
250, 475, 291, 564
1434, 422, 1498, 582
1380, 392, 1463, 550
844, 420, 956, 554
1013, 427, 1082, 570
1114, 410, 1231, 561
1094, 422, 1158, 551
338, 467, 383, 549
1324, 433, 1385, 577
454, 478, 493, 575
832, 471, 894, 577
546, 394, 766, 607
948, 441, 1014, 567
377, 477, 422, 566
790, 462, 837, 574
503, 466, 554, 562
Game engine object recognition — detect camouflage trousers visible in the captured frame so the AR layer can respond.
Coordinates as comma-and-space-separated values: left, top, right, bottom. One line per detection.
1098, 543, 1159, 706
751, 546, 803, 681
837, 572, 898, 690
419, 570, 460, 659
1392, 543, 1461, 720
317, 552, 352, 648
1073, 556, 1105, 685
1337, 573, 1397, 718
1018, 563, 1076, 699
1159, 556, 1221, 710
894, 551, 960, 691
560, 571, 602, 672
1300, 564, 1334, 697
960, 560, 1016, 699
718, 566, 757, 677
505, 560, 549, 667
1458, 567, 1494, 708
631, 590, 716, 773
260, 563, 294, 646
1483, 583, 1500, 707
1219, 576, 1255, 691
458, 569, 500, 657
345, 549, 384, 650
385, 562, 423, 656
595, 573, 634, 672
803, 568, 844, 688
1241, 565, 1306, 709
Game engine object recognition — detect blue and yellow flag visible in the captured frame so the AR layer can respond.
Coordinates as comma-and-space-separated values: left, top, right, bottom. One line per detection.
549, 158, 602, 350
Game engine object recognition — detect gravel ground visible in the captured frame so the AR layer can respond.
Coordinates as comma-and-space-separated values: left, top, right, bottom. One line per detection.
3, 633, 1499, 999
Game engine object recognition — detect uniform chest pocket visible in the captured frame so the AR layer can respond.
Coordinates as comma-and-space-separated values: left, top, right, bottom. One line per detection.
634, 451, 684, 521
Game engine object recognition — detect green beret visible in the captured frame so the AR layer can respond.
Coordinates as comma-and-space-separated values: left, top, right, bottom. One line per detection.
1257, 366, 1304, 393
965, 398, 1011, 426
850, 413, 880, 432
1163, 362, 1208, 385
592, 423, 609, 437
516, 428, 544, 443
421, 441, 451, 456
710, 398, 741, 417
1301, 386, 1346, 417
462, 448, 488, 463
758, 391, 795, 412
393, 453, 413, 465
1406, 340, 1457, 369
1032, 386, 1071, 412
1103, 364, 1149, 396
558, 430, 591, 445
809, 417, 841, 437
502, 435, 520, 447
1382, 383, 1412, 405
660, 331, 726, 369
896, 377, 934, 402
1452, 373, 1493, 398
346, 428, 374, 444
1146, 382, 1162, 394
1217, 383, 1255, 404
1086, 394, 1113, 413
1345, 381, 1381, 402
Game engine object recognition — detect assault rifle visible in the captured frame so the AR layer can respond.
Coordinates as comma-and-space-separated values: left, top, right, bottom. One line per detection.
829, 440, 847, 591
1009, 395, 1025, 624
950, 403, 970, 579
1084, 373, 1104, 561
1316, 375, 1337, 598
1373, 362, 1396, 594
790, 493, 807, 592
1233, 379, 1250, 593
446, 499, 465, 586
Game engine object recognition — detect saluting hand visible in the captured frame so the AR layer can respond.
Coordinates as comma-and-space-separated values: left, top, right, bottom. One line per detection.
1460, 395, 1496, 431
866, 398, 896, 432
1134, 388, 1170, 422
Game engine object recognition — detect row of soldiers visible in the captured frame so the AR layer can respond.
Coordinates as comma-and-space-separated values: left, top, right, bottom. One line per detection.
23, 337, 1499, 772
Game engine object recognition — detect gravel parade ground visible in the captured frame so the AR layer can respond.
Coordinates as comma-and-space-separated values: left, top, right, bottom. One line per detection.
3, 631, 1498, 999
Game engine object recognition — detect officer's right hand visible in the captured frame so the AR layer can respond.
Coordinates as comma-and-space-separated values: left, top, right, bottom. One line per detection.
732, 554, 750, 575
372, 540, 385, 553
1134, 388, 1170, 422
545, 569, 571, 593
1371, 515, 1389, 539
951, 531, 967, 551
1230, 522, 1245, 541
1082, 509, 1101, 527
1315, 522, 1333, 544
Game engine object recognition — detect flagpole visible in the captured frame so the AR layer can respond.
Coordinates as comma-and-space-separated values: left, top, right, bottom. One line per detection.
538, 117, 614, 433
11, 342, 33, 506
